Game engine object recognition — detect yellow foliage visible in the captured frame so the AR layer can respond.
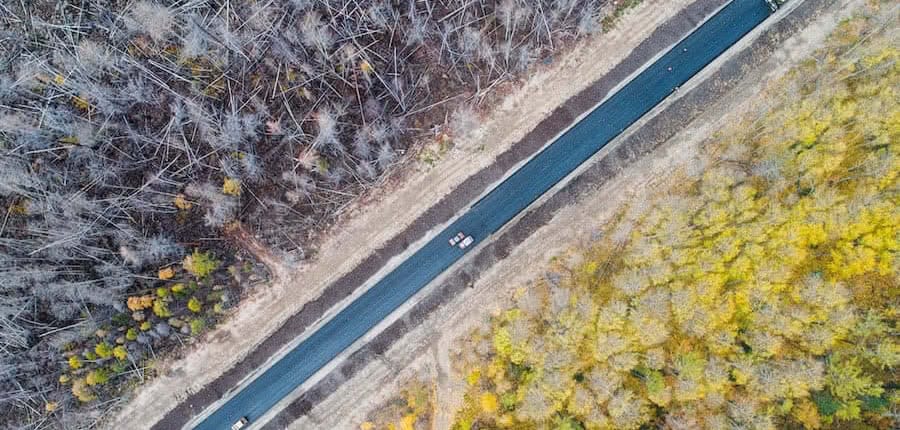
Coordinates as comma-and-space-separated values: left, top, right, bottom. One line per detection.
71, 378, 95, 402
497, 415, 514, 427
72, 95, 91, 111
152, 298, 172, 318
174, 193, 193, 210
183, 249, 220, 279
479, 392, 499, 413
84, 369, 109, 386
222, 177, 241, 196
67, 355, 82, 370
446, 9, 900, 430
466, 369, 481, 386
113, 345, 128, 361
363, 379, 434, 429
188, 296, 202, 313
360, 59, 374, 75
492, 327, 514, 361
399, 414, 415, 430
127, 295, 154, 311
486, 360, 505, 382
94, 342, 113, 359
158, 267, 175, 280
8, 199, 28, 215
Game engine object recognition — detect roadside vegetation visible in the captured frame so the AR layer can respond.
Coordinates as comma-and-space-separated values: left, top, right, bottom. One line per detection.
0, 0, 644, 427
360, 379, 435, 430
432, 5, 896, 430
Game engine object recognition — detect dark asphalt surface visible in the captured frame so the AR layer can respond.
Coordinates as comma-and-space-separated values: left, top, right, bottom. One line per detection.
196, 1, 773, 428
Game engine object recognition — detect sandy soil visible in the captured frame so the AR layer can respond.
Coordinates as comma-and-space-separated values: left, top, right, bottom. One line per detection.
108, 0, 707, 428
274, 0, 872, 428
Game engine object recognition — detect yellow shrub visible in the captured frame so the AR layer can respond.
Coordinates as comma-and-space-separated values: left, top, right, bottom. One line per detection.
188, 297, 202, 313
67, 355, 82, 370
222, 177, 241, 196
158, 267, 175, 280
174, 193, 193, 210
479, 392, 499, 413
399, 414, 416, 430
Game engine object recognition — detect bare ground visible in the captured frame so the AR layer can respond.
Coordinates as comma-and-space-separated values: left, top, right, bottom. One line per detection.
108, 0, 713, 428
251, 0, 870, 428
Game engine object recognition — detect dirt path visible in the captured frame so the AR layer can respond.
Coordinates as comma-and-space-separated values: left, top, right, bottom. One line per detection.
108, 0, 725, 428
225, 223, 292, 282
257, 0, 870, 428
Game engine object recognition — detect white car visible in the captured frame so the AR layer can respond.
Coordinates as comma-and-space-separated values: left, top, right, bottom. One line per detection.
231, 417, 249, 430
458, 235, 474, 249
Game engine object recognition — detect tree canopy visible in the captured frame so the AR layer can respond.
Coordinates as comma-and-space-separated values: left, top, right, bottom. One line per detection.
450, 9, 898, 430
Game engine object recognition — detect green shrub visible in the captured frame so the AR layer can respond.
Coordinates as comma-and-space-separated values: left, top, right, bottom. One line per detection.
190, 318, 206, 335
187, 297, 202, 313
94, 342, 113, 359
183, 249, 220, 279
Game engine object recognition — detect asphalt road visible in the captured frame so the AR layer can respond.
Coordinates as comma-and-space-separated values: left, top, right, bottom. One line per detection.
196, 1, 773, 428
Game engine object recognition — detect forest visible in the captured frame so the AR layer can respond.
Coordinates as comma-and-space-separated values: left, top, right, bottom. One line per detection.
366, 4, 899, 430
0, 0, 638, 428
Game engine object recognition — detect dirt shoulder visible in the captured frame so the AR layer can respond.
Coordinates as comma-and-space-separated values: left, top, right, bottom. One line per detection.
250, 0, 862, 428
110, 0, 722, 429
